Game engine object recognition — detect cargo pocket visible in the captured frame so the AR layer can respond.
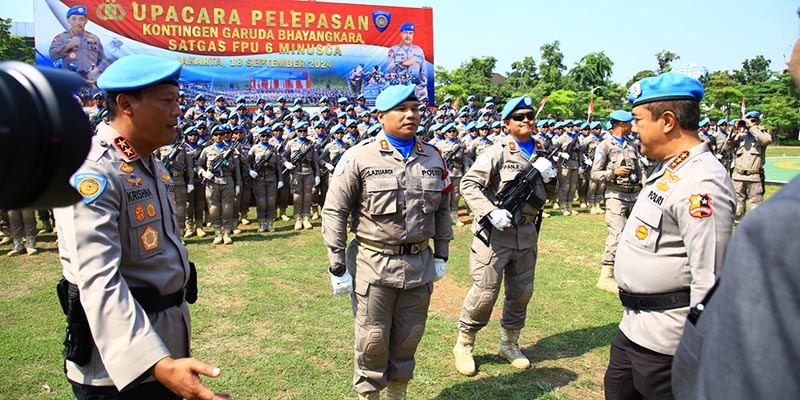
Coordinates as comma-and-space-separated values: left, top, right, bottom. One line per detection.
623, 202, 662, 253
421, 176, 443, 214
366, 177, 398, 215
126, 196, 166, 259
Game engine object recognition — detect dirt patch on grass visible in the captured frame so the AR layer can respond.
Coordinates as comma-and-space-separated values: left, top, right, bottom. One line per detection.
429, 275, 468, 319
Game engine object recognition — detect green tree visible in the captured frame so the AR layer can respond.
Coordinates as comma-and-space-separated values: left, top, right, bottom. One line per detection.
626, 70, 657, 88
434, 57, 506, 105
568, 51, 614, 92
655, 50, 680, 75
0, 18, 34, 63
703, 71, 743, 120
539, 41, 566, 94
541, 89, 577, 119
733, 55, 773, 85
504, 56, 538, 93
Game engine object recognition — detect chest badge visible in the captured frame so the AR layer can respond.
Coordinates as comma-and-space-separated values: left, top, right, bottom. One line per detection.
119, 163, 134, 173
134, 205, 145, 222
145, 203, 157, 218
688, 194, 713, 218
635, 225, 649, 240
140, 226, 159, 251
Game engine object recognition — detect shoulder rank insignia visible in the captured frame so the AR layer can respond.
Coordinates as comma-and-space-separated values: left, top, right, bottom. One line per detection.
161, 172, 172, 181
113, 136, 139, 160
668, 150, 690, 170
119, 162, 134, 173
380, 139, 390, 151
416, 142, 424, 153
140, 226, 159, 251
508, 142, 517, 151
72, 172, 108, 204
688, 193, 713, 218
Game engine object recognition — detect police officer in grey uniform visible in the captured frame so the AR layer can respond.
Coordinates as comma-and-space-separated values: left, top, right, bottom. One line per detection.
726, 111, 771, 220
603, 73, 735, 400
49, 5, 105, 79
5, 209, 38, 256
711, 119, 733, 173
183, 126, 207, 238
321, 85, 453, 400
53, 55, 227, 399
555, 121, 583, 215
590, 110, 642, 294
453, 96, 555, 377
197, 125, 242, 245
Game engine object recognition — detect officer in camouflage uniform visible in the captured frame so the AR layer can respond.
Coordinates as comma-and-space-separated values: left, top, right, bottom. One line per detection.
197, 125, 241, 245
248, 126, 284, 232
585, 121, 606, 214
322, 85, 453, 400
711, 119, 733, 173
555, 121, 583, 215
726, 111, 771, 220
5, 209, 38, 256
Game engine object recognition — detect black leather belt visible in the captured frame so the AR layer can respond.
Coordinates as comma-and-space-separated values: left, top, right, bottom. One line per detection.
130, 287, 185, 313
618, 288, 690, 311
734, 168, 763, 176
357, 236, 429, 256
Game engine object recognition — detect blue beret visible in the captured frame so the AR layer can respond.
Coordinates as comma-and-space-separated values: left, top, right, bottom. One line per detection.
628, 72, 704, 106
210, 124, 229, 135
319, 96, 329, 102
484, 96, 493, 103
66, 5, 87, 18
605, 121, 612, 130
228, 113, 239, 119
295, 121, 309, 129
337, 96, 348, 103
357, 95, 366, 100
609, 110, 633, 122
536, 120, 546, 128
254, 114, 265, 121
346, 119, 358, 127
467, 95, 476, 101
459, 106, 469, 112
491, 121, 502, 128
429, 123, 442, 132
310, 113, 321, 121
92, 92, 105, 99
564, 119, 574, 126
698, 118, 709, 127
745, 111, 761, 119
236, 96, 246, 103
466, 121, 476, 130
215, 95, 225, 102
97, 55, 182, 91
183, 125, 198, 135
475, 121, 488, 129
257, 125, 272, 135
438, 104, 447, 110
230, 124, 245, 132
265, 102, 274, 108
330, 124, 344, 134
346, 105, 355, 111
444, 96, 453, 102
573, 119, 583, 125
500, 95, 534, 120
320, 106, 330, 112
178, 90, 185, 97
547, 119, 556, 126
717, 118, 728, 125
272, 122, 285, 130
282, 114, 293, 121
236, 104, 246, 110
256, 97, 266, 103
554, 122, 565, 129
590, 121, 601, 129
416, 126, 425, 134
418, 104, 427, 110
337, 111, 347, 118
458, 112, 467, 118
375, 85, 417, 112
312, 120, 324, 129
442, 122, 456, 132
291, 105, 302, 112
485, 102, 495, 108
204, 106, 215, 113
367, 124, 382, 136
580, 123, 590, 130
293, 97, 303, 104
360, 111, 370, 118
400, 22, 415, 32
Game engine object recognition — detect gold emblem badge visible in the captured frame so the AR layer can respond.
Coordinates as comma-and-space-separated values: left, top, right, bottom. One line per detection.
134, 205, 145, 222
161, 173, 171, 181
140, 226, 159, 251
145, 203, 157, 218
416, 142, 424, 153
662, 170, 680, 183
77, 177, 100, 198
97, 2, 125, 21
126, 174, 142, 185
119, 163, 134, 173
380, 140, 389, 150
656, 181, 670, 191
508, 142, 517, 151
635, 225, 649, 240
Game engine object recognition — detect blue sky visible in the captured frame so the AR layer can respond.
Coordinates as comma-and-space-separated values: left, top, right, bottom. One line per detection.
4, 0, 797, 84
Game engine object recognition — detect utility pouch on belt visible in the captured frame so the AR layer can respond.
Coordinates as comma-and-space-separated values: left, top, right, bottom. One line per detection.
186, 261, 198, 304
56, 278, 93, 366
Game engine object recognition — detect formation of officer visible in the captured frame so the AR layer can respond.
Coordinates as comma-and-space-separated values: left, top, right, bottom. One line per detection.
321, 85, 453, 400
53, 54, 227, 399
453, 95, 555, 377
603, 72, 735, 399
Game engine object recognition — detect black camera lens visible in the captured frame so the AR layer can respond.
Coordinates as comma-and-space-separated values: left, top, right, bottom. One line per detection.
0, 61, 92, 209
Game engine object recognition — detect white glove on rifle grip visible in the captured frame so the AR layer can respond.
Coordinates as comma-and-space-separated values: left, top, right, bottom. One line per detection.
434, 258, 447, 282
202, 171, 215, 180
532, 157, 556, 183
314, 176, 321, 186
277, 181, 284, 189
248, 170, 258, 179
488, 208, 512, 231
186, 184, 194, 194
330, 270, 353, 295
325, 162, 335, 171
284, 161, 295, 170
235, 186, 241, 196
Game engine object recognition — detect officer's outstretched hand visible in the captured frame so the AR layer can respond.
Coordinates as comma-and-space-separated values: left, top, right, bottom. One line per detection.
152, 356, 230, 400
488, 208, 512, 231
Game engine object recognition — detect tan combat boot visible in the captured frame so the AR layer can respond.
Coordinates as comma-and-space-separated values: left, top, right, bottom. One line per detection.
385, 380, 407, 400
294, 215, 303, 230
25, 236, 38, 255
311, 205, 320, 220
212, 229, 223, 245
596, 265, 618, 294
451, 211, 464, 227
266, 221, 274, 232
279, 208, 290, 222
453, 330, 477, 376
0, 236, 11, 246
357, 391, 379, 400
196, 225, 207, 238
184, 222, 195, 238
7, 238, 24, 256
223, 230, 233, 245
498, 328, 530, 369
552, 202, 560, 211
302, 215, 313, 229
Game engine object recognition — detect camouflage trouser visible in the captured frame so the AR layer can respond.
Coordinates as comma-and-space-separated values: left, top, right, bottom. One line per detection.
173, 184, 187, 231
252, 179, 278, 223
557, 167, 580, 210
186, 182, 207, 226
458, 238, 536, 332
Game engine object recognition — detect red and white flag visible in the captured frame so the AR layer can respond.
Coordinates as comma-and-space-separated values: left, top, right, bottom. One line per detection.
535, 96, 548, 118
587, 98, 595, 121
741, 97, 746, 120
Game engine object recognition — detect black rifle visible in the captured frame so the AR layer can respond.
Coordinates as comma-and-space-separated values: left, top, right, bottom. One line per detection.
475, 159, 546, 246
202, 141, 237, 185
321, 151, 345, 177
442, 142, 463, 171
251, 141, 284, 177
283, 139, 317, 176
162, 136, 186, 170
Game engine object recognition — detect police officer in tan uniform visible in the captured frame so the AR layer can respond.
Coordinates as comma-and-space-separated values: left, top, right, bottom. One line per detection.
283, 121, 320, 230
453, 96, 555, 377
183, 125, 208, 238
248, 126, 284, 232
156, 133, 194, 241
555, 121, 583, 215
321, 85, 453, 400
436, 123, 469, 226
197, 125, 242, 245
53, 55, 227, 399
585, 121, 606, 214
726, 111, 771, 220
268, 123, 292, 222
603, 73, 735, 400
590, 110, 643, 294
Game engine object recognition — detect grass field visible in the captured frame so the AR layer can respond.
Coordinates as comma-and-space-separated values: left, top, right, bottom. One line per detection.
767, 146, 800, 158
0, 183, 786, 399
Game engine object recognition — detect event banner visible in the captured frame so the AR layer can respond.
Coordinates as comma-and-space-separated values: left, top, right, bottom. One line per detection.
35, 0, 434, 104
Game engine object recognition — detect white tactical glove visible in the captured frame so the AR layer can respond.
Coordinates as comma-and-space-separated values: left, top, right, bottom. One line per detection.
202, 171, 215, 181
329, 264, 353, 295
488, 208, 513, 231
433, 258, 447, 282
235, 186, 241, 196
533, 157, 556, 183
186, 184, 195, 194
283, 161, 295, 170
248, 169, 258, 179
66, 36, 81, 49
324, 162, 335, 172
559, 152, 570, 160
314, 176, 321, 186
584, 157, 593, 167
277, 181, 284, 189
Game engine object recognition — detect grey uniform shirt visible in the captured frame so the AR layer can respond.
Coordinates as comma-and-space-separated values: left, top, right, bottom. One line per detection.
49, 30, 105, 73
616, 142, 735, 355
591, 136, 644, 201
321, 132, 453, 289
54, 124, 190, 389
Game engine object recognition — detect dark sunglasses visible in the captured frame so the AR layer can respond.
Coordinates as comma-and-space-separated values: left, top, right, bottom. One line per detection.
509, 112, 535, 122
297, 129, 308, 132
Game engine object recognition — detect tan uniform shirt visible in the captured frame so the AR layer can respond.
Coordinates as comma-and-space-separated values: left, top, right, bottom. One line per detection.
54, 124, 190, 389
591, 136, 644, 201
728, 126, 772, 182
616, 142, 735, 355
284, 138, 320, 176
248, 142, 282, 182
435, 138, 468, 177
322, 132, 454, 289
197, 143, 242, 186
461, 136, 548, 250
156, 143, 194, 186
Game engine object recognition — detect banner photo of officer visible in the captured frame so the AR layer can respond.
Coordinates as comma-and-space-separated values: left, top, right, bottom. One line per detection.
34, 0, 435, 105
